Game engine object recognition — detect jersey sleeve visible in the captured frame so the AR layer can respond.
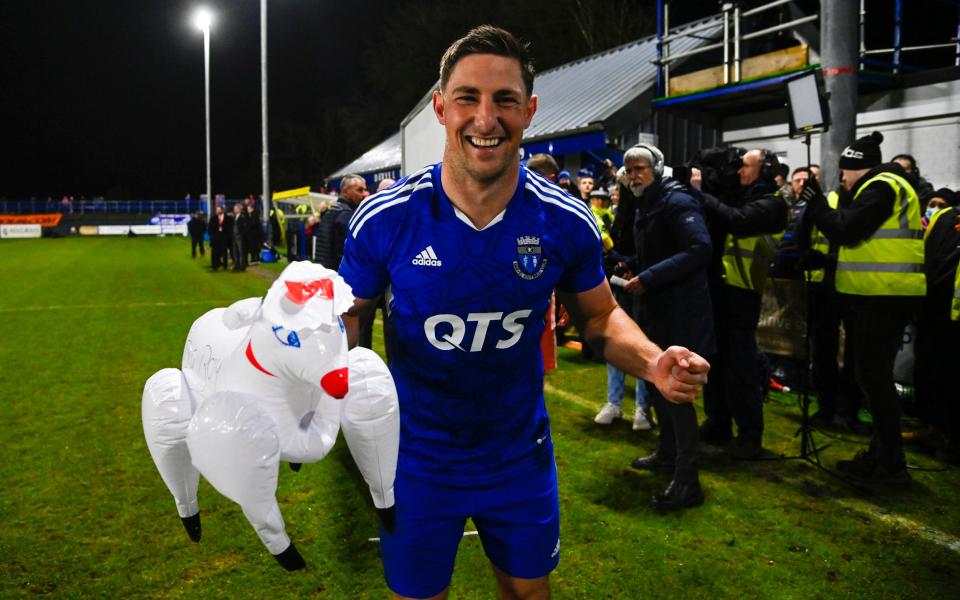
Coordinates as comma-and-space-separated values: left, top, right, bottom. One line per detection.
556, 213, 606, 293
340, 221, 389, 300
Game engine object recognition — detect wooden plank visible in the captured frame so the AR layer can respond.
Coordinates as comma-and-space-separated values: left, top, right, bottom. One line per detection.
669, 44, 809, 96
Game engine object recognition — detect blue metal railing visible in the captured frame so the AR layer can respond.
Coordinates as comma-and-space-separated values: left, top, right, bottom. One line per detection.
0, 199, 220, 215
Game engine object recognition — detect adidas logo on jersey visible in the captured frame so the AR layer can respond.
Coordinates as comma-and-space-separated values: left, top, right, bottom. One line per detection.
412, 246, 442, 267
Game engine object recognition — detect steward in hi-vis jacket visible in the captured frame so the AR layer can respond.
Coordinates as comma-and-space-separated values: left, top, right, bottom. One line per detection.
803, 131, 922, 488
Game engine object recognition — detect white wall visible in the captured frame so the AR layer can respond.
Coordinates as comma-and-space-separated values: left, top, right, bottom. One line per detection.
401, 99, 445, 176
722, 78, 960, 189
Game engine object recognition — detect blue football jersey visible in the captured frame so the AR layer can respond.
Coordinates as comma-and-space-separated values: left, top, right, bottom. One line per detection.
340, 163, 604, 485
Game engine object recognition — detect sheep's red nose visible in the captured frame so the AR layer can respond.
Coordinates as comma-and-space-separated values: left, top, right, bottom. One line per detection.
320, 368, 348, 399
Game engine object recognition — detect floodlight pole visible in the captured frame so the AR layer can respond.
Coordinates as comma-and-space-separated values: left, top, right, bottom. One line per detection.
260, 0, 271, 225
203, 23, 212, 216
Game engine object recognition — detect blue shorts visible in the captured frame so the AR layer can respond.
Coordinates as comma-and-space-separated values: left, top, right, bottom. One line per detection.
379, 458, 560, 599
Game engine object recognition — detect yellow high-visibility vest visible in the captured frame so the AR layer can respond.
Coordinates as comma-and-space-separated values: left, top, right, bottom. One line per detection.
952, 260, 960, 321
924, 206, 953, 241
835, 172, 924, 297
722, 221, 784, 293
807, 190, 840, 283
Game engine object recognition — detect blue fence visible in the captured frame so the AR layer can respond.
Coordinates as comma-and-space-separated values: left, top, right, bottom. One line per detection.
0, 199, 220, 215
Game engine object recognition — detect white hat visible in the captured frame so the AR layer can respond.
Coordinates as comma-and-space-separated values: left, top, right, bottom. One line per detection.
261, 261, 355, 331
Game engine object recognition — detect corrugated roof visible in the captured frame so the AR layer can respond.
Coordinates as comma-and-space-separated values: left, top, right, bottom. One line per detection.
334, 16, 722, 177
526, 15, 722, 141
329, 130, 401, 178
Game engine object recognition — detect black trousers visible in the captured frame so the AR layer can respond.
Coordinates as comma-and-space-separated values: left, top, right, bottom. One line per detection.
809, 283, 860, 419
850, 308, 911, 469
210, 240, 228, 270
651, 382, 701, 483
191, 236, 205, 257
702, 285, 764, 444
914, 307, 960, 446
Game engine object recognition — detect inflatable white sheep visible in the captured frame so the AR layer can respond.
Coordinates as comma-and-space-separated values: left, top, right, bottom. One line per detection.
142, 262, 399, 570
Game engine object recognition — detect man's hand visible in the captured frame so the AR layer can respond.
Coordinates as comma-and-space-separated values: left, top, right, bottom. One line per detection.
689, 167, 703, 190
623, 275, 644, 296
798, 175, 825, 207
650, 346, 710, 403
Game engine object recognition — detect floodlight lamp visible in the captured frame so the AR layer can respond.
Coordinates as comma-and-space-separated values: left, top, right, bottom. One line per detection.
193, 7, 214, 31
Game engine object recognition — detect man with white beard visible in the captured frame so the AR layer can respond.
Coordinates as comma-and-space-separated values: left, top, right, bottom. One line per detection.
595, 147, 661, 431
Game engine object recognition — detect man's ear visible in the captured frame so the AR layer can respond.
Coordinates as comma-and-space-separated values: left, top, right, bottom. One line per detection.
433, 90, 445, 125
523, 94, 538, 128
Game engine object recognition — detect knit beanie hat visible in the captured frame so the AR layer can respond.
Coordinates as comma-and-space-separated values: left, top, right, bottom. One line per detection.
839, 131, 883, 170
925, 187, 959, 207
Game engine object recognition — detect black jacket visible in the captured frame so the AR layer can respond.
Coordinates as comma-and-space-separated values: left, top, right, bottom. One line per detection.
631, 177, 717, 356
924, 206, 960, 320
701, 179, 788, 282
314, 198, 358, 270
208, 213, 232, 243
806, 163, 922, 311
187, 216, 206, 240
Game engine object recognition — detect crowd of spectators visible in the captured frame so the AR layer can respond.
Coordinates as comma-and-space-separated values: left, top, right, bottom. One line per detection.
521, 135, 959, 506
190, 195, 264, 272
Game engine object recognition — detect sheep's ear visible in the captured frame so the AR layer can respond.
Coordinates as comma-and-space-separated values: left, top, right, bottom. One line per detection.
222, 297, 263, 330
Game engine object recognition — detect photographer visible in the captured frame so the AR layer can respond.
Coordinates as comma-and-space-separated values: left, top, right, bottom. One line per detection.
692, 148, 788, 459
621, 143, 716, 510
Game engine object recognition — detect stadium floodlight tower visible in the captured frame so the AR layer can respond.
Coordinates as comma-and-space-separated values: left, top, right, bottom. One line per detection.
193, 7, 215, 216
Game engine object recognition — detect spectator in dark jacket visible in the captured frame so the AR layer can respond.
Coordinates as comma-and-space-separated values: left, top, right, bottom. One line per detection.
245, 203, 262, 264
314, 174, 367, 270
231, 203, 248, 271
207, 204, 231, 271
623, 143, 716, 511
188, 211, 206, 258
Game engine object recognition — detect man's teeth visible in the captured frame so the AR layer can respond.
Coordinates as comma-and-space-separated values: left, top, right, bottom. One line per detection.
470, 137, 502, 147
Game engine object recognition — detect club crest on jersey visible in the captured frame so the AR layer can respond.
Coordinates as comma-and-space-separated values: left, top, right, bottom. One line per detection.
513, 235, 547, 280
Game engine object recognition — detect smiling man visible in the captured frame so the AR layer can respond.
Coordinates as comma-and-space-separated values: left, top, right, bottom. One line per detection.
340, 26, 710, 600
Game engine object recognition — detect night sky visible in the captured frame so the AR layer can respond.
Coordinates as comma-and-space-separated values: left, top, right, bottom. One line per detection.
2, 0, 397, 200
2, 1, 954, 201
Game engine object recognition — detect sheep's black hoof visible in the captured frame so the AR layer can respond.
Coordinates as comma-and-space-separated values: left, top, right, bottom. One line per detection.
181, 513, 201, 542
377, 506, 396, 533
289, 462, 302, 472
274, 543, 306, 571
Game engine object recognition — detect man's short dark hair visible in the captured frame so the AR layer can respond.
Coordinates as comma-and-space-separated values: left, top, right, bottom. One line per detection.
439, 25, 535, 96
526, 153, 559, 177
892, 153, 917, 171
792, 166, 812, 178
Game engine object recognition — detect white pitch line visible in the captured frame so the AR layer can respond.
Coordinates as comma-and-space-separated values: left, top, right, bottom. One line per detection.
836, 498, 960, 554
544, 382, 598, 412
0, 300, 235, 313
544, 382, 960, 555
369, 530, 478, 543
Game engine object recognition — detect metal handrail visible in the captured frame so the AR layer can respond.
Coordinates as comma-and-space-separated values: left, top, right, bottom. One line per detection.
656, 0, 818, 96
741, 14, 819, 42
741, 0, 795, 18
653, 42, 726, 65
863, 42, 959, 55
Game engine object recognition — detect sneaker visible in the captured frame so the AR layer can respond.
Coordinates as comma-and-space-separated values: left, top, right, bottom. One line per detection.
594, 403, 622, 425
633, 406, 652, 431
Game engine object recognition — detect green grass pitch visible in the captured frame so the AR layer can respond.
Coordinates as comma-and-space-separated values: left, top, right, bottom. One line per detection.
0, 236, 957, 598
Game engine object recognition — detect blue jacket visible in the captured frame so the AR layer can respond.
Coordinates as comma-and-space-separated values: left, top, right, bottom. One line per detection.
631, 178, 717, 357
